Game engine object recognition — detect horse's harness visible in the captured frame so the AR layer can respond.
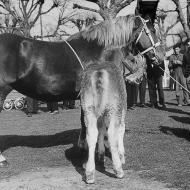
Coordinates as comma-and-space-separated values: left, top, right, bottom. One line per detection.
135, 16, 161, 61
64, 16, 161, 71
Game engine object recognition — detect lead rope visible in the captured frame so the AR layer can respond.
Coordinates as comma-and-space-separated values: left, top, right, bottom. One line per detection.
63, 40, 84, 70
159, 66, 190, 94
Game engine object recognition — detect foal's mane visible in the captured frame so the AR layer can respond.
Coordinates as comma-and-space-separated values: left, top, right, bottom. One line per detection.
69, 15, 141, 47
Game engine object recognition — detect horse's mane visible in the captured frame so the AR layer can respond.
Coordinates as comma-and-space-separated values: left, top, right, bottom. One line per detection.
68, 15, 139, 47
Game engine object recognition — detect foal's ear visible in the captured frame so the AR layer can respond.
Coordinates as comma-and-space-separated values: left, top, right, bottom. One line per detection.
19, 40, 33, 58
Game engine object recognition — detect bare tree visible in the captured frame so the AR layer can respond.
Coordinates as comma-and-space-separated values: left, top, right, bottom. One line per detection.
155, 9, 180, 50
172, 0, 190, 39
73, 0, 135, 20
0, 0, 63, 37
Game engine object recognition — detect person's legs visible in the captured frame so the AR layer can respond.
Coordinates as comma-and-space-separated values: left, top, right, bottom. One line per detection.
139, 75, 147, 105
26, 97, 38, 116
179, 75, 190, 104
47, 102, 52, 112
126, 82, 133, 109
131, 83, 138, 108
51, 102, 59, 114
186, 76, 190, 92
156, 76, 165, 107
147, 78, 158, 107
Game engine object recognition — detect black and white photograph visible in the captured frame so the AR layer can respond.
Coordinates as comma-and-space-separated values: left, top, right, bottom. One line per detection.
0, 0, 189, 189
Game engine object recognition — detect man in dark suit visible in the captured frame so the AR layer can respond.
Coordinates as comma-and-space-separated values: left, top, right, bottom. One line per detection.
146, 59, 166, 109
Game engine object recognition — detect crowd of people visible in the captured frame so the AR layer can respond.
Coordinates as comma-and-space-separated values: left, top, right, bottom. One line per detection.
125, 42, 190, 110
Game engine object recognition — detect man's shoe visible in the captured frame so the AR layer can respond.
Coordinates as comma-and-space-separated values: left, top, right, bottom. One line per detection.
161, 104, 166, 109
150, 103, 159, 109
139, 104, 148, 108
51, 110, 59, 115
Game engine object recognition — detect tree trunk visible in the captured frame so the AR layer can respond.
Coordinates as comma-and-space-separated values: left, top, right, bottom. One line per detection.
173, 0, 190, 39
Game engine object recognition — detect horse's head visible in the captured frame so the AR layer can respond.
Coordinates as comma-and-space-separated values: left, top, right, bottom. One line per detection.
132, 16, 165, 65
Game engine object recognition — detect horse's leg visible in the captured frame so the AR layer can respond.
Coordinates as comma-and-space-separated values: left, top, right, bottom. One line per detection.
118, 109, 126, 164
108, 114, 124, 179
0, 85, 12, 166
0, 85, 13, 112
78, 108, 88, 151
85, 112, 98, 184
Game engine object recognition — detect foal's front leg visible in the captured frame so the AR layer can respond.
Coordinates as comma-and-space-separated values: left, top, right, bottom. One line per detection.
85, 113, 98, 184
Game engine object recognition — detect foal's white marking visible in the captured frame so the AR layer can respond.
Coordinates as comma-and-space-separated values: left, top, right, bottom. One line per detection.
0, 153, 6, 162
85, 113, 98, 183
91, 70, 109, 116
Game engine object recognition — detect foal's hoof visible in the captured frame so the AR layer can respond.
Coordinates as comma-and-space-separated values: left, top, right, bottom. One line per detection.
0, 160, 9, 167
114, 169, 124, 179
86, 172, 95, 184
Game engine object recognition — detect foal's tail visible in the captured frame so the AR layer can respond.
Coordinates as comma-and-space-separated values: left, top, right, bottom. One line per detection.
91, 69, 109, 117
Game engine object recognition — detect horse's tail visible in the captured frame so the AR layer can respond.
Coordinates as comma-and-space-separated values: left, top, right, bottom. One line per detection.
91, 69, 109, 117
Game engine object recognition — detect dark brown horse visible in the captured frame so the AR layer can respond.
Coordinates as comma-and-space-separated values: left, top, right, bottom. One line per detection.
0, 15, 164, 165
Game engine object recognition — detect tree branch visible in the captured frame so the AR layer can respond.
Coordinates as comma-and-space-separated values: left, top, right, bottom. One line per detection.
73, 3, 100, 14
166, 17, 180, 34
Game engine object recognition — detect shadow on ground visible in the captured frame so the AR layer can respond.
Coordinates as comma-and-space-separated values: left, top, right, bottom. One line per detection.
169, 116, 190, 125
159, 126, 190, 142
0, 129, 80, 151
65, 142, 115, 182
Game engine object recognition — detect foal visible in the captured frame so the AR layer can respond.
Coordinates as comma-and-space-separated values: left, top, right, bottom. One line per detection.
80, 61, 127, 184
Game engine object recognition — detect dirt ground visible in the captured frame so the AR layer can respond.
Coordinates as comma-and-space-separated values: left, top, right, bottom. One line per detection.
0, 90, 189, 190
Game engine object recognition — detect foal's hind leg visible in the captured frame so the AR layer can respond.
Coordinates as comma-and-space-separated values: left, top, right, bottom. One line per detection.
118, 109, 126, 164
108, 114, 124, 179
85, 112, 98, 184
96, 118, 106, 165
78, 108, 88, 152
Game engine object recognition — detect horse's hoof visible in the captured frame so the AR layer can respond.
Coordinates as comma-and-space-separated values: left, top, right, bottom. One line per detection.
0, 160, 9, 167
114, 168, 124, 179
86, 172, 95, 184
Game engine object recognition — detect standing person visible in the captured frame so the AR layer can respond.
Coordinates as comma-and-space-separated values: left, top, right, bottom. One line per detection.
146, 59, 166, 109
26, 97, 38, 117
169, 46, 190, 106
135, 56, 147, 108
138, 73, 147, 107
183, 41, 190, 92
123, 52, 138, 110
47, 102, 59, 114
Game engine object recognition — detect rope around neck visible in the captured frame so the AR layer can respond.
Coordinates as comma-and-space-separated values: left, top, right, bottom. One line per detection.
63, 40, 84, 70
